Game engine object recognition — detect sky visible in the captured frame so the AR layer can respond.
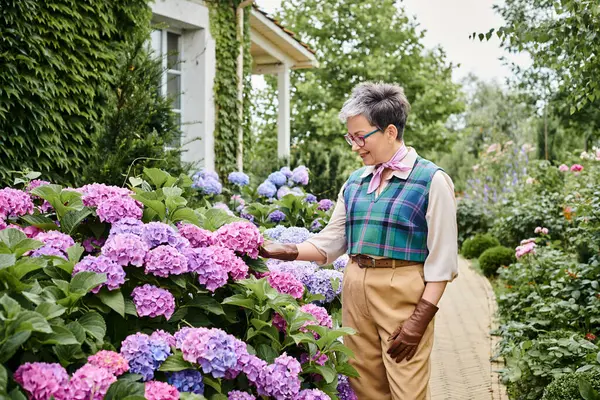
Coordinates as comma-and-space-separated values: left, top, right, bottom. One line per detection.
253, 0, 531, 85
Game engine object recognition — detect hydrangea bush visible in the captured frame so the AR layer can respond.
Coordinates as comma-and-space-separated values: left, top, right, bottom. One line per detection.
0, 167, 357, 399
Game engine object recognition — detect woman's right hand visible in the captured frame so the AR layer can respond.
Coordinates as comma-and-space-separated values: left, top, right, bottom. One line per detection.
258, 241, 299, 261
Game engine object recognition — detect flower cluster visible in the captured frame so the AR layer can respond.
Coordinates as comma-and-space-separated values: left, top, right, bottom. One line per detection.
31, 230, 75, 259
229, 391, 256, 400
291, 166, 310, 186
87, 350, 129, 376
145, 381, 180, 400
570, 164, 584, 172
304, 269, 343, 304
333, 254, 349, 271
120, 332, 171, 381
178, 223, 214, 247
14, 362, 69, 400
0, 187, 34, 220
295, 389, 331, 400
167, 369, 205, 395
256, 353, 302, 398
192, 169, 223, 195
268, 171, 288, 187
317, 199, 334, 211
79, 183, 134, 207
257, 181, 278, 198
299, 304, 333, 337
228, 171, 250, 186
72, 255, 126, 293
141, 222, 183, 248
215, 221, 264, 258
337, 375, 358, 400
277, 226, 314, 244
144, 245, 188, 277
185, 246, 248, 291
109, 217, 144, 237
515, 238, 537, 258
264, 225, 287, 241
179, 328, 239, 378
132, 284, 176, 320
268, 210, 286, 223
534, 226, 549, 235
300, 351, 329, 366
267, 271, 305, 299
64, 363, 116, 400
97, 196, 143, 223
102, 233, 149, 266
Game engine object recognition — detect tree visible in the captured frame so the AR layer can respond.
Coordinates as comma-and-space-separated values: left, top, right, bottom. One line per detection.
252, 0, 464, 198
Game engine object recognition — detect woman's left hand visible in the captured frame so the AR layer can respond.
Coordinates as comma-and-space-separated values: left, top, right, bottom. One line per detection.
387, 298, 438, 363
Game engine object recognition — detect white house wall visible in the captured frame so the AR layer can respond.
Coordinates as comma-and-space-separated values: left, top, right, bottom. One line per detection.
151, 0, 216, 171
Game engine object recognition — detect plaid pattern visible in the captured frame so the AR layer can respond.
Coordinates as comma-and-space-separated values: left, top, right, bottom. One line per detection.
343, 157, 441, 262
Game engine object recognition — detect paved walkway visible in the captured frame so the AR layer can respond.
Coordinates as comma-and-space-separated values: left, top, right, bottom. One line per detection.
430, 257, 508, 400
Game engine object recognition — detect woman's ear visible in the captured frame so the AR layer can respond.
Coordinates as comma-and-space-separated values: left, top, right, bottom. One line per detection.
385, 124, 398, 142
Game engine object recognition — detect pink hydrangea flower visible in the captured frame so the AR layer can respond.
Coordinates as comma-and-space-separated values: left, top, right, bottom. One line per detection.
79, 183, 134, 207
229, 391, 256, 400
0, 187, 34, 219
64, 364, 116, 400
132, 284, 176, 320
214, 221, 264, 259
14, 362, 69, 400
256, 353, 302, 398
150, 329, 176, 347
299, 304, 333, 338
102, 233, 149, 266
295, 389, 331, 400
145, 381, 179, 400
34, 230, 75, 252
97, 196, 143, 223
571, 164, 584, 172
73, 255, 126, 293
185, 246, 246, 291
87, 350, 129, 376
272, 313, 288, 332
23, 225, 42, 238
144, 245, 188, 277
178, 223, 214, 248
267, 271, 305, 299
558, 164, 569, 172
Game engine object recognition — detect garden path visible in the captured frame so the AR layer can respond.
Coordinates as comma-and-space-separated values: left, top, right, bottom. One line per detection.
429, 257, 508, 400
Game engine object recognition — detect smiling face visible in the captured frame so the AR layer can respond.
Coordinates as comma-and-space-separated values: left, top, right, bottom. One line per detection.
346, 115, 402, 165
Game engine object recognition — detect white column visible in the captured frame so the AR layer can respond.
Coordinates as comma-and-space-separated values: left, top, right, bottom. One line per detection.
277, 65, 291, 160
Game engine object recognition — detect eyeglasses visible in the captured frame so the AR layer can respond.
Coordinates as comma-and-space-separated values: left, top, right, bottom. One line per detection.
344, 128, 380, 147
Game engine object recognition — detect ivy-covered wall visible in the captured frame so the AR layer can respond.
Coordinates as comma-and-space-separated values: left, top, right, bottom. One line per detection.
208, 0, 253, 179
0, 0, 152, 186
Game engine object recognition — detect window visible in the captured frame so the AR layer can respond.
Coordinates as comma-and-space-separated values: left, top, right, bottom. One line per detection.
151, 29, 183, 147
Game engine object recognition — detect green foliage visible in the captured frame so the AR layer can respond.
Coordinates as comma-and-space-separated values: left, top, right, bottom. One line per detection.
460, 234, 500, 259
208, 1, 253, 179
0, 0, 151, 187
83, 29, 188, 185
252, 0, 464, 198
478, 246, 515, 277
542, 371, 600, 400
456, 199, 491, 245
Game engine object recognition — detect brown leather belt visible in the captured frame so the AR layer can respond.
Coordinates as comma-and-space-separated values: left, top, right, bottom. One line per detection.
351, 254, 416, 269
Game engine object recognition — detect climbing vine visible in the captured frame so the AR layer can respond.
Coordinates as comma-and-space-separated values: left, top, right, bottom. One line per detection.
208, 0, 253, 178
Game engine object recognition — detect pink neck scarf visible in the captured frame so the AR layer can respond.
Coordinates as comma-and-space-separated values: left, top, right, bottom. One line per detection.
367, 144, 411, 194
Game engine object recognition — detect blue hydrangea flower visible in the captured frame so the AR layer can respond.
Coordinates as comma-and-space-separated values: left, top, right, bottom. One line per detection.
257, 181, 277, 198
268, 172, 287, 187
279, 167, 292, 178
264, 225, 286, 241
167, 370, 204, 394
304, 269, 343, 304
333, 254, 349, 271
268, 210, 286, 223
228, 172, 250, 187
120, 333, 171, 381
193, 169, 219, 181
278, 227, 313, 244
304, 194, 317, 203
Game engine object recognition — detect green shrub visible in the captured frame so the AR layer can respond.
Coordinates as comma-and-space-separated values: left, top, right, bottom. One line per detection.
457, 198, 491, 245
542, 371, 600, 400
478, 246, 515, 277
0, 0, 151, 186
461, 234, 500, 259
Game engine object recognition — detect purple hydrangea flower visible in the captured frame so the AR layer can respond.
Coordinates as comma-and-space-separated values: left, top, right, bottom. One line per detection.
73, 255, 126, 293
257, 181, 277, 198
82, 237, 106, 253
256, 353, 302, 398
277, 227, 314, 244
291, 166, 309, 186
304, 269, 343, 304
264, 225, 287, 241
102, 233, 149, 267
30, 245, 68, 259
267, 271, 304, 299
228, 171, 250, 186
299, 304, 333, 338
144, 245, 188, 277
108, 217, 144, 237
180, 328, 239, 378
87, 350, 129, 376
185, 246, 232, 291
150, 330, 176, 348
310, 219, 323, 232
178, 223, 214, 248
240, 209, 255, 222
14, 362, 69, 400
333, 254, 349, 271
34, 230, 75, 253
267, 260, 318, 284
214, 221, 264, 259
167, 370, 204, 395
268, 210, 286, 223
120, 332, 171, 381
268, 171, 287, 187
174, 327, 195, 348
337, 375, 358, 400
145, 381, 179, 400
229, 391, 256, 400
64, 363, 117, 400
79, 183, 134, 207
277, 186, 292, 199
97, 196, 143, 223
299, 351, 328, 366
0, 188, 34, 219
141, 222, 181, 248
132, 284, 176, 320
305, 194, 317, 203
295, 389, 331, 400
242, 354, 267, 385
317, 199, 334, 211
280, 167, 293, 178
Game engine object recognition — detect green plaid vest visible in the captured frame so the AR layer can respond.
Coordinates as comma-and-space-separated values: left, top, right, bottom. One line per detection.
343, 157, 441, 262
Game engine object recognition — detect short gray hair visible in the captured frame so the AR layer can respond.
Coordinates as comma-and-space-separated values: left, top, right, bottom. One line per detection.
339, 82, 411, 141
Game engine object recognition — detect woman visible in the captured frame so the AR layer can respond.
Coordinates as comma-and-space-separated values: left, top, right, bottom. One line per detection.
260, 82, 458, 400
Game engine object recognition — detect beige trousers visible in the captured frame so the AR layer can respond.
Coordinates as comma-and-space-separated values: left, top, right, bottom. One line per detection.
342, 260, 434, 400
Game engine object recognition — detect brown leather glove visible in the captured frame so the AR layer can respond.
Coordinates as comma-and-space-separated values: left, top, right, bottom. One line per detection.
386, 298, 438, 363
258, 241, 299, 261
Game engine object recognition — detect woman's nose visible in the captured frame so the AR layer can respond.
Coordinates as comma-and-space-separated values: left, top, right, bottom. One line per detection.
351, 142, 360, 152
